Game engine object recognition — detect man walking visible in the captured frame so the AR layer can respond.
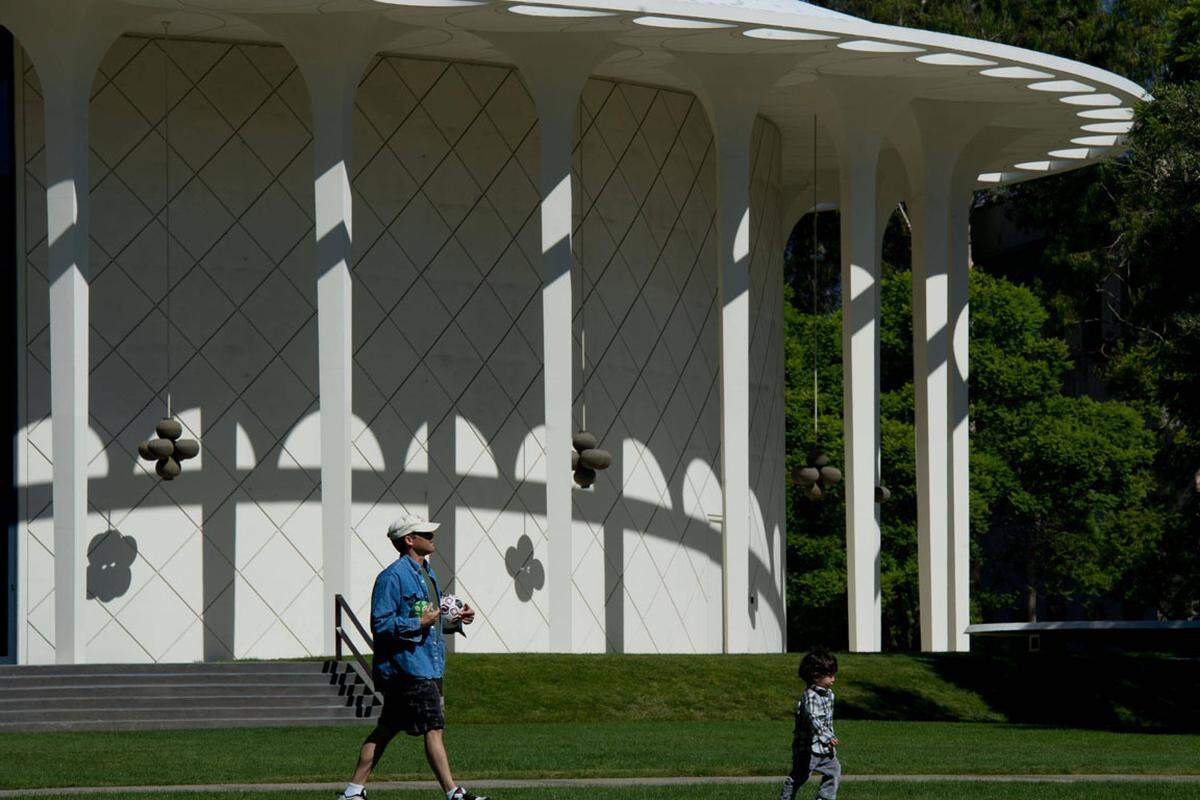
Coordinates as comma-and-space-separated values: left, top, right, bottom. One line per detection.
338, 513, 487, 800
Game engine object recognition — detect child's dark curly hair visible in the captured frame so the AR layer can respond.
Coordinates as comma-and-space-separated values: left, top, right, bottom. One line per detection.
798, 649, 838, 684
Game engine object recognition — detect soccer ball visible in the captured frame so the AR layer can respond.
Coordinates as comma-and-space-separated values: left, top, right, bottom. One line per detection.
440, 594, 466, 622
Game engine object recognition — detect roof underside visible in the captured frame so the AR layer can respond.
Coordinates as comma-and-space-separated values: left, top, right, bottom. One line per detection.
684, 0, 857, 19
16, 0, 1150, 206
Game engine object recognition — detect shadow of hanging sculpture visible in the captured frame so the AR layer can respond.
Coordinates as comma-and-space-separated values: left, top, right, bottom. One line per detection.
505, 533, 546, 602
137, 24, 201, 482
86, 530, 138, 602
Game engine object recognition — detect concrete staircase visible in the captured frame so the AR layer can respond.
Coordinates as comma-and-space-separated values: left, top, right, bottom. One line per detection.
0, 660, 382, 732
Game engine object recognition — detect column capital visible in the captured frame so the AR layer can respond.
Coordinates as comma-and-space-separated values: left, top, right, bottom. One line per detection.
892, 100, 1003, 195
241, 11, 408, 103
671, 52, 796, 145
0, 0, 139, 95
486, 32, 615, 124
819, 77, 919, 165
951, 126, 1029, 198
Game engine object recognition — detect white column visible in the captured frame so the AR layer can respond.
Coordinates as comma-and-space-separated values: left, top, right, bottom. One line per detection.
3, 2, 137, 664
910, 167, 952, 653
838, 132, 884, 653
314, 93, 356, 658
45, 80, 91, 666
538, 99, 575, 653
947, 184, 972, 653
822, 83, 915, 653
674, 53, 793, 654
497, 35, 612, 652
308, 71, 358, 658
897, 102, 996, 653
254, 13, 399, 654
715, 119, 753, 654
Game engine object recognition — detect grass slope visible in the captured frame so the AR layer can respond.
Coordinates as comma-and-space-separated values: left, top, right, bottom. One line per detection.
445, 653, 999, 724
443, 651, 1197, 729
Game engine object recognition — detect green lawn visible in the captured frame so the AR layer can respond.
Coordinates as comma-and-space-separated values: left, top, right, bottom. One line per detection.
4, 720, 1199, 789
4, 652, 1196, 791
35, 784, 1200, 800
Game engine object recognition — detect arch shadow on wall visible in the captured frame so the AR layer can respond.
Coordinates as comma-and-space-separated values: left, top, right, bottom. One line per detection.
18, 406, 784, 659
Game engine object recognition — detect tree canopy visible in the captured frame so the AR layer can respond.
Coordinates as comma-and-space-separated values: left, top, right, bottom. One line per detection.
786, 1, 1200, 647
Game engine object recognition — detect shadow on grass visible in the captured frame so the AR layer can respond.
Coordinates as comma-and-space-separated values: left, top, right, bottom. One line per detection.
838, 681, 963, 722
924, 653, 1200, 732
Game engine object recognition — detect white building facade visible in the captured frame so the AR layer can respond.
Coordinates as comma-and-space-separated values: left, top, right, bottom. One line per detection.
0, 0, 1144, 664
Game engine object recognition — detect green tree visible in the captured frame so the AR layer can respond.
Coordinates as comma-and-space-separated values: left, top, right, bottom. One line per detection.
783, 284, 848, 646
1103, 81, 1200, 618
785, 261, 1161, 644
1110, 83, 1200, 430
1167, 1, 1200, 81
888, 269, 1159, 623
785, 0, 1200, 642
985, 395, 1160, 620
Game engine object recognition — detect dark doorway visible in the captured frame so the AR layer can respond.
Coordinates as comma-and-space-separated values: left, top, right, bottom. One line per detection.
1, 27, 17, 663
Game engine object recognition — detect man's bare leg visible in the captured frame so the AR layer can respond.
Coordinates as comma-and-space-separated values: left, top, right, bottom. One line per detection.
350, 724, 397, 785
424, 728, 456, 792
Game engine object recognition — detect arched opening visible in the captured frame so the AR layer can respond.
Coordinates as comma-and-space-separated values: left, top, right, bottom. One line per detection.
782, 206, 845, 648
782, 200, 929, 651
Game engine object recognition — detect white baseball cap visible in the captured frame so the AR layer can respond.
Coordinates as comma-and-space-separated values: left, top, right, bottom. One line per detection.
387, 513, 441, 540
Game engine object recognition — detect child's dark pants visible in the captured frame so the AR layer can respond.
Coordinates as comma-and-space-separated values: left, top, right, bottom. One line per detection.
779, 722, 841, 800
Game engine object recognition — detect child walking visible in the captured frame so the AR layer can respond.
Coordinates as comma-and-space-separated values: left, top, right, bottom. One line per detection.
779, 649, 841, 800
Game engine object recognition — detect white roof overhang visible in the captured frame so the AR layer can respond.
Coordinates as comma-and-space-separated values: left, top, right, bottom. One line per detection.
19, 0, 1150, 200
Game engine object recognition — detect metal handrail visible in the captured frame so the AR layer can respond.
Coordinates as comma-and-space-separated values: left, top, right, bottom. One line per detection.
334, 594, 375, 693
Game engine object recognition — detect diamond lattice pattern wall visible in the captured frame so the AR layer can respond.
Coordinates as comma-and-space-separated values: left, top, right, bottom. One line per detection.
568, 82, 785, 653
15, 37, 785, 662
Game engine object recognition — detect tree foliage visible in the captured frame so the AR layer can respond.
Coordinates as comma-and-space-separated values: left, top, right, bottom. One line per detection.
786, 265, 1159, 647
785, 1, 1200, 647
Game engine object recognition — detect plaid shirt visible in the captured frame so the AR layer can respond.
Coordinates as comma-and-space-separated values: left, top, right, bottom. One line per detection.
799, 685, 836, 755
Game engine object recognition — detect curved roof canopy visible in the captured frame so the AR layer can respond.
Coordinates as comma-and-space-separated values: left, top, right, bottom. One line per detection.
20, 0, 1150, 203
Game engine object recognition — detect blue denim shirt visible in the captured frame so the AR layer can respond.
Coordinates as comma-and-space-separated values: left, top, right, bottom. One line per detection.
371, 555, 445, 682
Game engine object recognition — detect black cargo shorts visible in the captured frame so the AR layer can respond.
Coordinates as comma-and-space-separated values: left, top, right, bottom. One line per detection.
378, 676, 445, 736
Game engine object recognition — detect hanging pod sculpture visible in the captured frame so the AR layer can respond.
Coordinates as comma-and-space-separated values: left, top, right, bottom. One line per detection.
791, 452, 842, 501
138, 417, 200, 481
568, 113, 615, 491
790, 459, 890, 504
571, 431, 611, 489
795, 125, 847, 505
138, 39, 201, 482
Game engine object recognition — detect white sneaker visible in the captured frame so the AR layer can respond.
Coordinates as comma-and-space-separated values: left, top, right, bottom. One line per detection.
336, 790, 366, 800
